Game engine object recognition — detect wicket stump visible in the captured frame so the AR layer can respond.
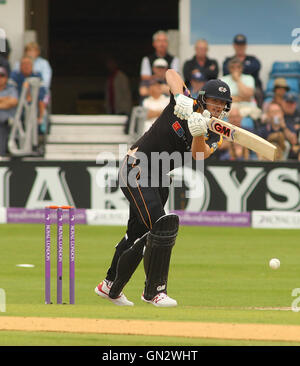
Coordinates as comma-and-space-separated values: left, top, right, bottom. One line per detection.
44, 205, 75, 304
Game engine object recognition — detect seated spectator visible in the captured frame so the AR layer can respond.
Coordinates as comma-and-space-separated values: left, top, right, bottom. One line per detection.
221, 57, 261, 120
256, 102, 297, 160
282, 92, 300, 159
105, 56, 132, 115
263, 78, 290, 113
183, 39, 218, 88
223, 34, 263, 107
140, 30, 179, 81
283, 92, 300, 129
139, 58, 169, 103
0, 37, 11, 75
13, 42, 52, 92
0, 66, 18, 157
142, 78, 169, 133
9, 56, 47, 126
189, 71, 206, 99
218, 107, 250, 160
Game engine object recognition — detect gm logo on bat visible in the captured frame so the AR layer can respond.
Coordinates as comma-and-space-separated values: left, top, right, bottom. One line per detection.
210, 119, 235, 140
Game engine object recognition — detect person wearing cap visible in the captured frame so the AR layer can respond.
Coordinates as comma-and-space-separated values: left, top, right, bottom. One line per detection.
272, 78, 290, 107
223, 34, 263, 106
140, 30, 179, 81
141, 78, 170, 133
139, 58, 170, 103
189, 71, 206, 98
0, 66, 18, 157
95, 69, 232, 308
282, 92, 300, 159
183, 39, 219, 88
283, 92, 300, 128
262, 77, 290, 115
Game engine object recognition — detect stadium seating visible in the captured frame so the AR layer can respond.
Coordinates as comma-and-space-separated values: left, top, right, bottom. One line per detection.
269, 61, 300, 79
265, 61, 300, 102
44, 107, 147, 161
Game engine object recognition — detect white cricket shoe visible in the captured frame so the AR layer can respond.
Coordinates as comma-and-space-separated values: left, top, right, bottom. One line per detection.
95, 280, 134, 306
141, 292, 177, 307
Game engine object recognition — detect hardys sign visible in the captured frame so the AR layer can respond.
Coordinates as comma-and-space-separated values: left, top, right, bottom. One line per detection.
0, 160, 299, 213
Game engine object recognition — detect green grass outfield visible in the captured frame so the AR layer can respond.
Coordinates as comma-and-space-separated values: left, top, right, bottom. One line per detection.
0, 224, 300, 346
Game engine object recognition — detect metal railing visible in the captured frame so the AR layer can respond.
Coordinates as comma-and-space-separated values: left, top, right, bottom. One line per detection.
8, 77, 41, 156
128, 105, 147, 140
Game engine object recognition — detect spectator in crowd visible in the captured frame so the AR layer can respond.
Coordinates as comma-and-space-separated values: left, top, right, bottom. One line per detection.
139, 58, 170, 103
263, 78, 290, 113
183, 39, 218, 88
283, 92, 300, 128
256, 102, 297, 160
13, 42, 52, 92
223, 34, 263, 107
140, 30, 179, 81
218, 107, 250, 160
9, 55, 47, 126
189, 71, 206, 99
105, 56, 132, 115
0, 66, 18, 157
0, 37, 11, 75
142, 78, 169, 133
221, 57, 261, 120
282, 92, 300, 159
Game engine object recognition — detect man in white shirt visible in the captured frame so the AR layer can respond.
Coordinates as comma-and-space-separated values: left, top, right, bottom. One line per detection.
142, 78, 169, 133
140, 30, 179, 81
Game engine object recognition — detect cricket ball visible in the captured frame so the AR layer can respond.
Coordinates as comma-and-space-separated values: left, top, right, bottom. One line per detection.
269, 258, 280, 270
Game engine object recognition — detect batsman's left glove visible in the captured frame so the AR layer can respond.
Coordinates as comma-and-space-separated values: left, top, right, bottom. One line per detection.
187, 110, 211, 137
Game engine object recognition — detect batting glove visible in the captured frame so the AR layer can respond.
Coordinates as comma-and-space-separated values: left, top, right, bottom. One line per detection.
187, 110, 211, 137
174, 94, 194, 120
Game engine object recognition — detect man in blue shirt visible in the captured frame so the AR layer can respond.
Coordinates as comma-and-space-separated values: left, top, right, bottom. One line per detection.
223, 34, 263, 107
9, 55, 46, 125
13, 42, 52, 92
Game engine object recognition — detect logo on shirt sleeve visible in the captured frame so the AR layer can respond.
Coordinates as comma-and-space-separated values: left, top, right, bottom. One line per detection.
172, 121, 184, 137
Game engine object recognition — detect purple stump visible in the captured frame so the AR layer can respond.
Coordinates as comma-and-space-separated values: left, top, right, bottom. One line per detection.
69, 207, 75, 304
45, 207, 51, 304
57, 207, 63, 304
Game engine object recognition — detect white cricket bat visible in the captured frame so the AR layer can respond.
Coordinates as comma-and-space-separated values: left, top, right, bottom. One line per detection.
207, 117, 277, 161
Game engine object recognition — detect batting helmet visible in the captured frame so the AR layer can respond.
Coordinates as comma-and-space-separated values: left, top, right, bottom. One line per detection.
198, 79, 232, 112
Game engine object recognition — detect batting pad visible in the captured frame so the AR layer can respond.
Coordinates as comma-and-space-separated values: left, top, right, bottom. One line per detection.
143, 214, 179, 300
109, 232, 148, 299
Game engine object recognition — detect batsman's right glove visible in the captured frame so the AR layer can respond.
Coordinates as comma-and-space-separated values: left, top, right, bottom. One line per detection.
187, 110, 211, 137
174, 94, 194, 120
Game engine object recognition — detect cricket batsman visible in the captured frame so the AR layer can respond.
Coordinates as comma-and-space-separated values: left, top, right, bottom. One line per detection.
95, 69, 232, 307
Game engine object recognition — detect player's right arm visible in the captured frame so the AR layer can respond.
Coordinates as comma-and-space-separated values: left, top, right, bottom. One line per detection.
165, 69, 193, 120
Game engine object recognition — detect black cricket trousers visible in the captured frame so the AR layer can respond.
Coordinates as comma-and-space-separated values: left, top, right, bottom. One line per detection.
106, 154, 170, 281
